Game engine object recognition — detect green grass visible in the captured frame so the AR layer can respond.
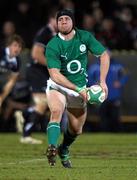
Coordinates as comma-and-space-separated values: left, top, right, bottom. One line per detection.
1, 133, 137, 180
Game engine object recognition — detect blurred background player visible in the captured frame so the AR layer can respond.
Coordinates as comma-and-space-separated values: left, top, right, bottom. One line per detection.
20, 8, 60, 144
0, 34, 24, 130
88, 50, 129, 132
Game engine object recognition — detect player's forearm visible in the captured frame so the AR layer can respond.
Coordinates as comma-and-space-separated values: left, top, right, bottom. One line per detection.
100, 51, 110, 83
37, 56, 47, 65
49, 68, 77, 91
32, 53, 46, 65
1, 74, 18, 101
31, 45, 47, 65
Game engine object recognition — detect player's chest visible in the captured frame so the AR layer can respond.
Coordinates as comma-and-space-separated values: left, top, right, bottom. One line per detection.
59, 41, 87, 62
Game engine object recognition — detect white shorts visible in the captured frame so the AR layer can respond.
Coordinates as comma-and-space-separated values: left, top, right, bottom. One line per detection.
46, 79, 86, 108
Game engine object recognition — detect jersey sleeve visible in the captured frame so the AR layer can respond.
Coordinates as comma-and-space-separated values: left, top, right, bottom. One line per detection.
87, 32, 106, 56
46, 44, 61, 69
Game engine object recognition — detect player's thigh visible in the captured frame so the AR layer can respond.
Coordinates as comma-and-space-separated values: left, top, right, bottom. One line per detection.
46, 90, 66, 113
67, 107, 87, 134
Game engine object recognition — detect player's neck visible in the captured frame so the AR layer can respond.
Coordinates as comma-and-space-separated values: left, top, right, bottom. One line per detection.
58, 30, 75, 40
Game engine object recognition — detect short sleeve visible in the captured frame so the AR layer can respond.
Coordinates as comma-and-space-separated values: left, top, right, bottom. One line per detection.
87, 32, 106, 56
46, 46, 61, 69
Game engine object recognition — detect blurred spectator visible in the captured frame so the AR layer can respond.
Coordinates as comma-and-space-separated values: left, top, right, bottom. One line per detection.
92, 7, 104, 34
0, 0, 136, 50
82, 12, 96, 33
88, 50, 129, 132
59, 0, 75, 10
33, 0, 59, 26
128, 14, 137, 50
0, 34, 24, 131
95, 18, 121, 49
113, 6, 133, 49
92, 7, 104, 25
0, 20, 16, 48
10, 0, 37, 48
90, 0, 100, 9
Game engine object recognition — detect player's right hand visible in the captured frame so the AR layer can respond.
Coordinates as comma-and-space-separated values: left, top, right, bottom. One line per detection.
75, 86, 88, 102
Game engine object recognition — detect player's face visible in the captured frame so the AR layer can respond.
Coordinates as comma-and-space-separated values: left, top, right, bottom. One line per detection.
9, 41, 22, 57
57, 15, 73, 35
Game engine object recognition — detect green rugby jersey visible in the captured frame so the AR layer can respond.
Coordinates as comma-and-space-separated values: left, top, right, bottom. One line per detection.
46, 28, 106, 87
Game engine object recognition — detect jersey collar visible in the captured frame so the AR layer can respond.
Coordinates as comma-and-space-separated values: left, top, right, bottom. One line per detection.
58, 30, 76, 40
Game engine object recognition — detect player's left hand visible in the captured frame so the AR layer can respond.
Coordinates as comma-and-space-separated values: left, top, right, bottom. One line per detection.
79, 88, 88, 102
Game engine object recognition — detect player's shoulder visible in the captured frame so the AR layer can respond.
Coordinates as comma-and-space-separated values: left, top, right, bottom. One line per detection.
76, 28, 93, 37
34, 25, 51, 41
36, 25, 50, 36
75, 28, 94, 42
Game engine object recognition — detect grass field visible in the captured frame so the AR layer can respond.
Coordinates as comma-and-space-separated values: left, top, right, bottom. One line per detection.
1, 133, 137, 180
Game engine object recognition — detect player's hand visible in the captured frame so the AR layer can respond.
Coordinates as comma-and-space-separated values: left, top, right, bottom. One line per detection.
75, 86, 88, 102
79, 89, 88, 102
100, 82, 108, 99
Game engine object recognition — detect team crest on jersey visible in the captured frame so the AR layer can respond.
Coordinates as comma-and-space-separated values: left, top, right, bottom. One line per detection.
79, 44, 86, 52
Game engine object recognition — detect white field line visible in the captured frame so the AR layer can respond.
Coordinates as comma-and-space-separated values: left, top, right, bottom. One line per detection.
0, 158, 45, 166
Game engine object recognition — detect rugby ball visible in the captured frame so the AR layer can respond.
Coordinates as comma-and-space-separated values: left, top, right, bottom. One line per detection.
87, 85, 106, 105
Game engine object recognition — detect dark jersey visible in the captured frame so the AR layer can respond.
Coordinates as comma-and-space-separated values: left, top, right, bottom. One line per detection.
31, 25, 54, 78
0, 47, 20, 91
0, 48, 20, 73
26, 25, 55, 92
33, 25, 55, 48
